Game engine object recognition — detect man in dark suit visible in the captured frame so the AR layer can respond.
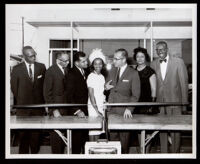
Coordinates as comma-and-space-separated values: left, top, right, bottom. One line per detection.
105, 48, 141, 154
11, 46, 46, 154
43, 51, 70, 154
150, 41, 188, 153
65, 51, 89, 154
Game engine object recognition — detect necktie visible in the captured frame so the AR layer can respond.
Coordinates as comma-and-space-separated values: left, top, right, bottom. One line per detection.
81, 69, 85, 79
159, 58, 167, 63
29, 64, 33, 82
62, 67, 65, 75
116, 68, 120, 83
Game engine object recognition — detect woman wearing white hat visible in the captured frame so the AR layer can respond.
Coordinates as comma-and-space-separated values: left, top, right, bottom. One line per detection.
87, 48, 107, 141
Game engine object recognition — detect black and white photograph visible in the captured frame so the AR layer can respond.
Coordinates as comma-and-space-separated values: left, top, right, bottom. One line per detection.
5, 3, 197, 159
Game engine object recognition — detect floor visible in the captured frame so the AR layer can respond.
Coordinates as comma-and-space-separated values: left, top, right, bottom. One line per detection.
10, 131, 192, 154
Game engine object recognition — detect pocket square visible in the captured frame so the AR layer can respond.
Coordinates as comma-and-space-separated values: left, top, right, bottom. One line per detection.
37, 75, 42, 79
122, 79, 129, 82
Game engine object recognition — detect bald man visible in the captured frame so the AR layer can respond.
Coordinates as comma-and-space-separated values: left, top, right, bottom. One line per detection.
11, 46, 46, 154
43, 51, 70, 154
150, 41, 188, 153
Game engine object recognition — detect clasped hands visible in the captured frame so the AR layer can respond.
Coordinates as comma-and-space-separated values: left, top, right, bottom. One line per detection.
52, 109, 86, 118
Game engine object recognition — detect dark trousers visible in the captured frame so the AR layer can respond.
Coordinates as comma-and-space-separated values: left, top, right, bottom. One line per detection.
17, 109, 44, 154
50, 130, 65, 154
159, 131, 181, 153
72, 130, 88, 154
159, 107, 181, 153
109, 130, 130, 154
18, 129, 41, 154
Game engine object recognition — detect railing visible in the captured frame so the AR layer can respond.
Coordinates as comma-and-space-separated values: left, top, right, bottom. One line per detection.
11, 102, 190, 109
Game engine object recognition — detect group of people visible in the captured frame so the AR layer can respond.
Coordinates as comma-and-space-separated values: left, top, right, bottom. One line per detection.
11, 40, 188, 154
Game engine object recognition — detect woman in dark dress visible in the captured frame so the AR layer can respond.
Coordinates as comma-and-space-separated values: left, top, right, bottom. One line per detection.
133, 47, 157, 114
133, 47, 157, 153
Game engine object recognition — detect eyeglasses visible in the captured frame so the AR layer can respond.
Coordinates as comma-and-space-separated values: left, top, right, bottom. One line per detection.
27, 54, 36, 58
113, 57, 124, 61
59, 59, 69, 63
155, 48, 167, 52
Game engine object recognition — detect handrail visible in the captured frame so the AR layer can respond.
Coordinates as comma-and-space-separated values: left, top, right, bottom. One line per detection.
11, 102, 190, 109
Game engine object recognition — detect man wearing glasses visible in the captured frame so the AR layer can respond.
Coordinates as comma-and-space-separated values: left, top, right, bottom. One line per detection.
105, 48, 140, 154
43, 51, 70, 153
11, 46, 46, 154
150, 41, 188, 153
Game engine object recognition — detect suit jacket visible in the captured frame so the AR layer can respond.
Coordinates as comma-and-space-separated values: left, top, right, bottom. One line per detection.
43, 64, 67, 115
65, 66, 88, 115
11, 62, 46, 116
150, 56, 188, 103
107, 65, 141, 115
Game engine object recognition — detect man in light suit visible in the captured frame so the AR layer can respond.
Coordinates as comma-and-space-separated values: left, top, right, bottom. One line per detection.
150, 41, 188, 153
11, 46, 46, 154
105, 48, 141, 154
43, 51, 69, 154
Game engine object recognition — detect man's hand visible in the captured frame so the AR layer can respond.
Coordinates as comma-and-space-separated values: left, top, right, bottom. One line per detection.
53, 109, 62, 118
45, 107, 49, 115
105, 80, 114, 90
75, 110, 86, 118
123, 109, 132, 119
97, 111, 104, 119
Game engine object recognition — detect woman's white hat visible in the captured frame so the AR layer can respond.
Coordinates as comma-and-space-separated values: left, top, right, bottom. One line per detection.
89, 48, 106, 64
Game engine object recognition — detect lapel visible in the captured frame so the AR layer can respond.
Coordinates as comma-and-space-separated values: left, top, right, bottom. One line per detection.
55, 64, 65, 78
156, 59, 164, 83
74, 66, 85, 81
163, 56, 172, 83
119, 66, 129, 81
113, 67, 119, 85
34, 62, 39, 81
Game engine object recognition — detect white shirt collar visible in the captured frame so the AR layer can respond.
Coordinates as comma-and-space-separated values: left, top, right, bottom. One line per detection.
24, 60, 33, 67
24, 60, 34, 75
24, 60, 35, 78
160, 55, 169, 80
160, 54, 169, 63
119, 63, 127, 77
56, 62, 65, 74
75, 64, 84, 73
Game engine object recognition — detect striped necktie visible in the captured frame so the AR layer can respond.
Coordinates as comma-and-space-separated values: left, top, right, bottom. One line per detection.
29, 64, 33, 82
81, 69, 85, 79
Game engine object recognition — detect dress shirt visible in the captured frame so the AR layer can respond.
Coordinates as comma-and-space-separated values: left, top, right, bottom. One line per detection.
56, 62, 65, 75
24, 60, 34, 79
160, 55, 169, 80
75, 65, 85, 78
119, 63, 128, 78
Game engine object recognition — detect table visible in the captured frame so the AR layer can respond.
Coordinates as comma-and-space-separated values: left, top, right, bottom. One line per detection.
10, 116, 102, 154
108, 114, 192, 153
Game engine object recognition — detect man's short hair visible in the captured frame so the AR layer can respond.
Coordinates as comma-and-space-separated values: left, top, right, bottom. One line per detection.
115, 48, 128, 60
73, 51, 86, 62
55, 51, 69, 59
156, 41, 168, 49
22, 46, 34, 55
